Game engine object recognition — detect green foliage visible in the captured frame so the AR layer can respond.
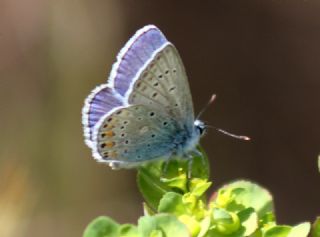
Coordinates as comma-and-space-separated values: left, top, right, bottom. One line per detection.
83, 147, 316, 237
312, 217, 320, 237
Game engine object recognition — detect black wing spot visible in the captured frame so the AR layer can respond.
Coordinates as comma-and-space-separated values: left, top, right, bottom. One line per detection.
152, 92, 158, 98
151, 134, 156, 138
149, 112, 155, 117
158, 74, 163, 79
100, 143, 106, 148
165, 70, 169, 74
123, 121, 128, 124
163, 121, 168, 126
153, 82, 159, 87
125, 140, 129, 144
173, 68, 177, 73
169, 87, 176, 92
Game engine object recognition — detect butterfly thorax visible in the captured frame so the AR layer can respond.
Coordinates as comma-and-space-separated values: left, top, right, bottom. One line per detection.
172, 119, 205, 157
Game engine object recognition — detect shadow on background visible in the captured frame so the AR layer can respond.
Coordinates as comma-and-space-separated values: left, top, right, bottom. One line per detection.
1, 1, 319, 236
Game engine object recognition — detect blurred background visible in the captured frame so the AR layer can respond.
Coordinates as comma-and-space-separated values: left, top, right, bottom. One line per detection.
1, 0, 320, 236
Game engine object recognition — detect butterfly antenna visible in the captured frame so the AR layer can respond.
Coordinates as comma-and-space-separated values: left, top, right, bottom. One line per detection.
207, 125, 250, 141
196, 94, 217, 120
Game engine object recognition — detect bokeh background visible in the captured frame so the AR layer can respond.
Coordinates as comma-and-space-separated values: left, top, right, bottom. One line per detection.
1, 0, 320, 236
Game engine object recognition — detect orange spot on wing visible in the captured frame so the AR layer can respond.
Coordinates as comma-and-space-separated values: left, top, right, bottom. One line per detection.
105, 130, 115, 137
106, 141, 115, 148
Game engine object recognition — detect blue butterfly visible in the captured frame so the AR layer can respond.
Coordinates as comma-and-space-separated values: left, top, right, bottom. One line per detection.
82, 25, 206, 169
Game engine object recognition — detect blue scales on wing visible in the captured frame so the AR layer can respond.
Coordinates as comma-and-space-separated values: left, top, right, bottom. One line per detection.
92, 104, 183, 168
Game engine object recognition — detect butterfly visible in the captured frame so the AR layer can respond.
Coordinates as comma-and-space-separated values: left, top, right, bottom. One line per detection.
82, 25, 206, 169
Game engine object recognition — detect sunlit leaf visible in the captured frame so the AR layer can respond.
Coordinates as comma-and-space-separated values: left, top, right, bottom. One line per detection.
138, 214, 189, 237
264, 225, 291, 237
287, 222, 310, 237
137, 146, 209, 210
119, 224, 138, 237
83, 216, 120, 237
312, 217, 320, 237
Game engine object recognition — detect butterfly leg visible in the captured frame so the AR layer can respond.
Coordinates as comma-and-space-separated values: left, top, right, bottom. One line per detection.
186, 154, 194, 179
190, 148, 206, 167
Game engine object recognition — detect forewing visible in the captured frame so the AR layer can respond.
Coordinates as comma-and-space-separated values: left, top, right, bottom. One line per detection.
126, 44, 194, 132
108, 25, 168, 96
91, 104, 177, 167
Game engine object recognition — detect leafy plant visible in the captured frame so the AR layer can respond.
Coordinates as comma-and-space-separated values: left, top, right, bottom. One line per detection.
83, 148, 318, 237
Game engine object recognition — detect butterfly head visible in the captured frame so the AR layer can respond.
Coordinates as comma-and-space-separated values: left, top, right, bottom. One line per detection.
194, 119, 207, 136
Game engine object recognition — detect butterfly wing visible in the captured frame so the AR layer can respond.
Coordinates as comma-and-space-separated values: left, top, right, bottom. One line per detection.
125, 44, 195, 133
82, 85, 124, 148
83, 25, 199, 167
91, 104, 182, 167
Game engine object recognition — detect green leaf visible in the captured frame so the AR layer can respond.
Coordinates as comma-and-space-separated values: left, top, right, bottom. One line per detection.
287, 222, 310, 237
83, 216, 120, 237
143, 202, 156, 216
189, 146, 210, 179
312, 217, 320, 237
220, 180, 274, 218
158, 192, 186, 215
119, 224, 138, 237
178, 215, 201, 237
137, 146, 209, 210
189, 179, 212, 197
138, 214, 189, 237
212, 208, 240, 234
137, 162, 172, 210
238, 208, 258, 236
198, 216, 211, 237
264, 226, 291, 237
